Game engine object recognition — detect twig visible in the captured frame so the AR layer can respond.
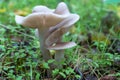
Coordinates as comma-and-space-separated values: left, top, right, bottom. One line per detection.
87, 60, 99, 79
0, 24, 35, 39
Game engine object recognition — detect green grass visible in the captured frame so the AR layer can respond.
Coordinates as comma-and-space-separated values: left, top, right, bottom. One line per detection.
0, 0, 120, 80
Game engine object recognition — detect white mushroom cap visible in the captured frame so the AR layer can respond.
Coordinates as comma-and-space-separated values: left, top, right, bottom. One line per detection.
54, 2, 70, 15
32, 6, 54, 13
15, 2, 71, 29
15, 12, 67, 29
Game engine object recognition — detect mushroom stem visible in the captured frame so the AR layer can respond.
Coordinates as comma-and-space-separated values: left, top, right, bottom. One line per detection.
40, 43, 51, 61
55, 50, 64, 68
38, 32, 53, 78
54, 38, 64, 69
37, 29, 52, 61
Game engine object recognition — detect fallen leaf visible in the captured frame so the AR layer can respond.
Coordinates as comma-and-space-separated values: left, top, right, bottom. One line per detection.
14, 10, 29, 16
0, 8, 6, 13
14, 7, 30, 16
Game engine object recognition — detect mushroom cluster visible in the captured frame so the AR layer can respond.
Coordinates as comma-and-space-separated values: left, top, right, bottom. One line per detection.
15, 2, 80, 69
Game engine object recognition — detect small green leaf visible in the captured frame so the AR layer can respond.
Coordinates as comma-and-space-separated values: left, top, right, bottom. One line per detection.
35, 72, 40, 80
52, 69, 59, 76
42, 62, 49, 69
47, 59, 55, 64
75, 75, 81, 79
59, 72, 66, 78
16, 76, 22, 80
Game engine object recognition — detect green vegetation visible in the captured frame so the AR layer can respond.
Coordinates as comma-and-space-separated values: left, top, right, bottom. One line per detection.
0, 0, 120, 80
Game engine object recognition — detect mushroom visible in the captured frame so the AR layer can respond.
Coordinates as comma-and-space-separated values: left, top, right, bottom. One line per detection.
15, 2, 80, 69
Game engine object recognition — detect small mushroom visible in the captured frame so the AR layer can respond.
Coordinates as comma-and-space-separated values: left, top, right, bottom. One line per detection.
15, 2, 80, 69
